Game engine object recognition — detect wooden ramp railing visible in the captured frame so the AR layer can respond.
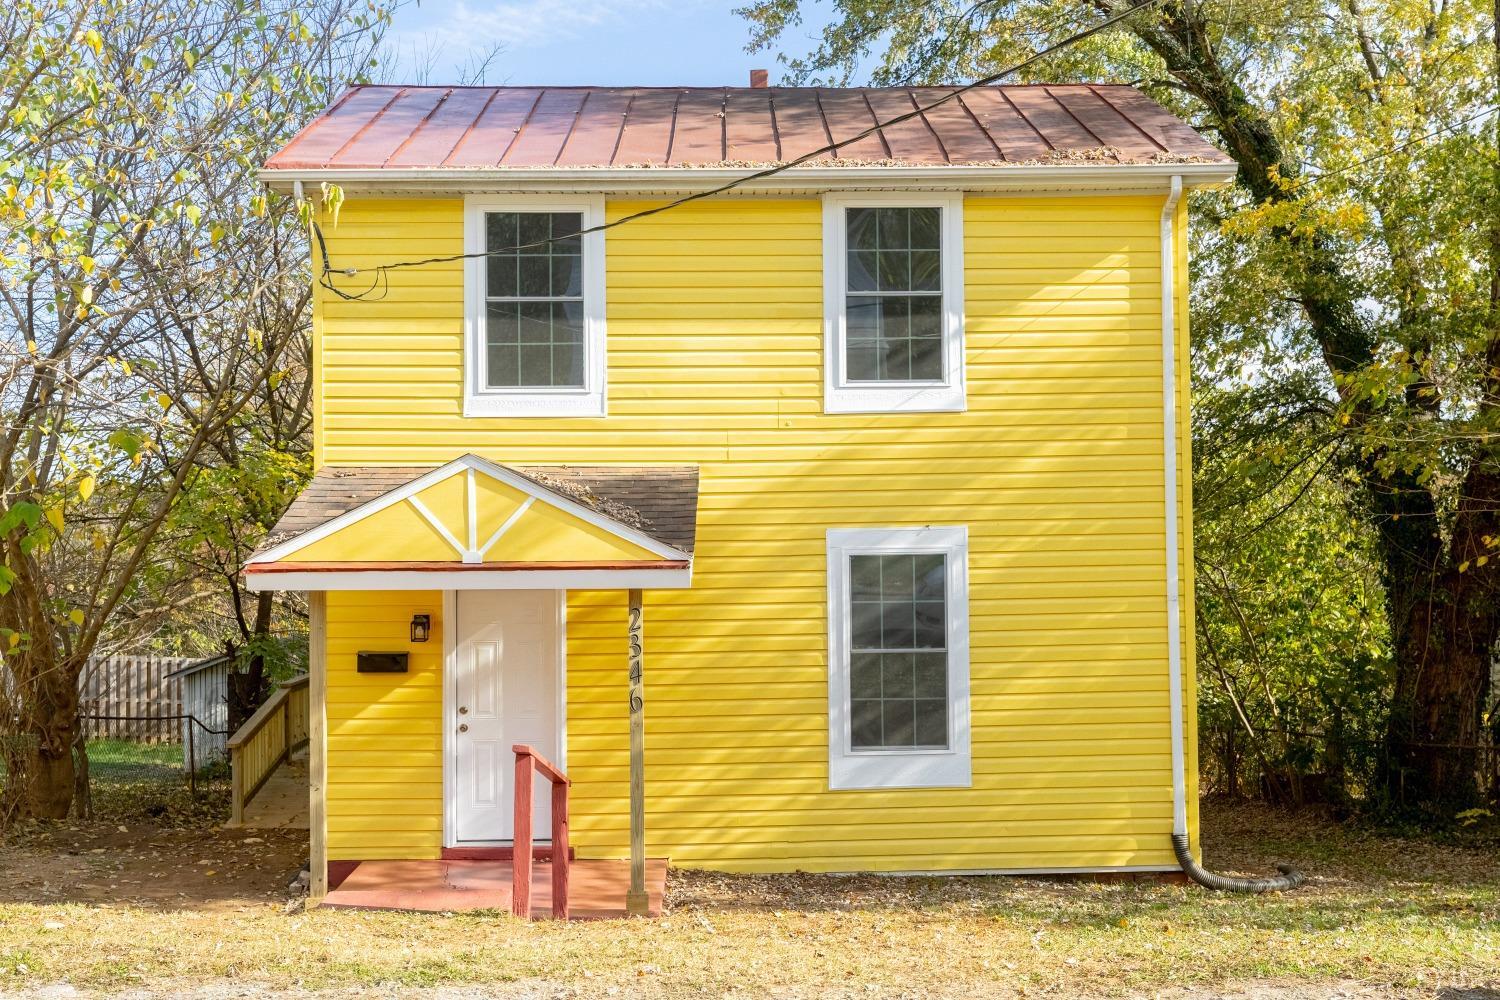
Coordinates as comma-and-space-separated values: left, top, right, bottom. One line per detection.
512, 743, 570, 920
227, 674, 310, 826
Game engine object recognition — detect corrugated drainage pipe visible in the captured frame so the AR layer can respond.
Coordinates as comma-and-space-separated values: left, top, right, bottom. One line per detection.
1158, 176, 1305, 894
1172, 833, 1305, 893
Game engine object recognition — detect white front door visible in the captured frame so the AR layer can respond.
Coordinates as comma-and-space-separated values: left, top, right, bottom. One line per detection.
450, 590, 561, 845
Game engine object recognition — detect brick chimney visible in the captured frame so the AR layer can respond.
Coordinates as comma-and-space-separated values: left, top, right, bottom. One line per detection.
749, 69, 768, 88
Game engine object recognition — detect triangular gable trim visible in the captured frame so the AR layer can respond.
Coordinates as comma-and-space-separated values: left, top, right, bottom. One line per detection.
249, 455, 689, 566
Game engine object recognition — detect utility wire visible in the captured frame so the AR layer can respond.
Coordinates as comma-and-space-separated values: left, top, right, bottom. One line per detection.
1288, 104, 1499, 194
314, 0, 1168, 301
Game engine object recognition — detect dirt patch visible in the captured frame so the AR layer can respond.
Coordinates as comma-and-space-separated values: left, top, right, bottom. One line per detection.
0, 821, 306, 911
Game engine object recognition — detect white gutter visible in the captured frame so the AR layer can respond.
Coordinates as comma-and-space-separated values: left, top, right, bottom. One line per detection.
1160, 173, 1188, 841
257, 161, 1236, 196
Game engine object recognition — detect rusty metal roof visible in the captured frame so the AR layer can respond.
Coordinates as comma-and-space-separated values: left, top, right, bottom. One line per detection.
253, 463, 700, 560
264, 84, 1228, 171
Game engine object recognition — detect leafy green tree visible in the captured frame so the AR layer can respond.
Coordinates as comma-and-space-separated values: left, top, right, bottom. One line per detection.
743, 0, 1500, 812
0, 0, 387, 819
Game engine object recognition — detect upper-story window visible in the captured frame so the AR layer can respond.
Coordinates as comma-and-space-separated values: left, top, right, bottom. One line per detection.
464, 196, 606, 417
822, 193, 965, 414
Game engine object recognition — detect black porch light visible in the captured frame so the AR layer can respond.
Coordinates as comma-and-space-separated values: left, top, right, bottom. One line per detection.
410, 613, 431, 644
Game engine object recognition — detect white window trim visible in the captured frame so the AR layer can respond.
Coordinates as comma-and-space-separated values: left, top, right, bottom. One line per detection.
463, 195, 607, 417
821, 192, 966, 414
826, 526, 971, 790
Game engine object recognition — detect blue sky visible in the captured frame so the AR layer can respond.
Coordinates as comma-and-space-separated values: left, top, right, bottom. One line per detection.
379, 0, 836, 87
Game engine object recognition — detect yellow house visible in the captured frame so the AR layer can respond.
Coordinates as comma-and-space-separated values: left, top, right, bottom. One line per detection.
250, 81, 1237, 911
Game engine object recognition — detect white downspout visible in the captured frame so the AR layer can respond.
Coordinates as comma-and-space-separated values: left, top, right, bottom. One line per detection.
1156, 177, 1307, 893
1160, 174, 1188, 842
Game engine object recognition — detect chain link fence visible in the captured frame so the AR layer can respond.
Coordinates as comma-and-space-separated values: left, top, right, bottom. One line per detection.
79, 714, 231, 822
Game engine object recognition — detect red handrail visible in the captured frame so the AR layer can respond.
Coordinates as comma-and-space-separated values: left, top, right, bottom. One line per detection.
512, 743, 570, 919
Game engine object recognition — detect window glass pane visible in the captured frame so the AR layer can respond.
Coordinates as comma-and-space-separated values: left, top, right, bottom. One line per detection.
848, 552, 949, 750
841, 207, 944, 385
851, 700, 882, 748
914, 653, 946, 698
518, 254, 550, 296
909, 207, 941, 249
882, 700, 915, 747
876, 207, 909, 248
851, 600, 883, 649
848, 250, 878, 292
914, 700, 947, 746
877, 250, 909, 291
909, 335, 942, 381
910, 250, 940, 291
880, 652, 914, 698
847, 207, 878, 250
483, 211, 587, 389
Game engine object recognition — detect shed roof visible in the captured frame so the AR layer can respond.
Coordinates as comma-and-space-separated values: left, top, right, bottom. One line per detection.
264, 84, 1229, 171
165, 654, 232, 680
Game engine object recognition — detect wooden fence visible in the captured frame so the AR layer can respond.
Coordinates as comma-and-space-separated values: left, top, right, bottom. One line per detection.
77, 655, 194, 743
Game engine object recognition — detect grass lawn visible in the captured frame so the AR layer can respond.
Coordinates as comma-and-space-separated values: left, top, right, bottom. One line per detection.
0, 803, 1495, 998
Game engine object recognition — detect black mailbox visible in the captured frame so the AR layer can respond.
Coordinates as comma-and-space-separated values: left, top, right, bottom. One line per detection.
356, 651, 409, 673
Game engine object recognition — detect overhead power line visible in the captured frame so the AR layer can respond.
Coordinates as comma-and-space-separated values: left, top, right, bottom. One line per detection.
314, 0, 1168, 301
1289, 104, 1500, 194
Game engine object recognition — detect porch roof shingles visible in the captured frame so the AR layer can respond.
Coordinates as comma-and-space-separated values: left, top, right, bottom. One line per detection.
253, 463, 699, 561
263, 84, 1231, 171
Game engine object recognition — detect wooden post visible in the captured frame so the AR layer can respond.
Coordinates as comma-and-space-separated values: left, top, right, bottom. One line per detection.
625, 588, 648, 916
551, 777, 569, 920
513, 752, 534, 919
229, 744, 244, 827
307, 592, 329, 902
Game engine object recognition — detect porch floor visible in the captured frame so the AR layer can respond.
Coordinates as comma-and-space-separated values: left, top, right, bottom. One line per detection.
319, 858, 668, 918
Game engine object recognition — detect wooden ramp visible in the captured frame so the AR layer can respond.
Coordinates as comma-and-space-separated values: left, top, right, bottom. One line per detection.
239, 753, 308, 830
320, 858, 668, 918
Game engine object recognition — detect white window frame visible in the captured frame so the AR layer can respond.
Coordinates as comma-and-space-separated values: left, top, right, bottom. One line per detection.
463, 195, 607, 418
821, 192, 966, 414
826, 526, 971, 790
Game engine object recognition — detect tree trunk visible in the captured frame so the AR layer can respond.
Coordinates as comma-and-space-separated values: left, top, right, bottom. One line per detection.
226, 591, 276, 733
1382, 568, 1498, 810
24, 662, 81, 819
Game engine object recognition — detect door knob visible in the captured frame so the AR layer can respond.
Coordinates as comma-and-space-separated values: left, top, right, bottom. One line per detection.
458, 706, 469, 715
458, 723, 469, 733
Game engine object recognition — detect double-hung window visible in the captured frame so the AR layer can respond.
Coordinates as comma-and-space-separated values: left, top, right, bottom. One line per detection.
822, 193, 965, 413
463, 196, 606, 417
827, 526, 971, 789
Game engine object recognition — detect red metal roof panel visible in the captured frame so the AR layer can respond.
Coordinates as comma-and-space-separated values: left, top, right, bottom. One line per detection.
503, 88, 588, 166
722, 88, 780, 162
864, 88, 946, 163
815, 88, 891, 161
769, 89, 834, 163
612, 89, 680, 166
264, 84, 1231, 171
385, 87, 493, 168
444, 88, 543, 167
956, 88, 1049, 161
1047, 85, 1164, 159
669, 89, 728, 165
555, 88, 633, 167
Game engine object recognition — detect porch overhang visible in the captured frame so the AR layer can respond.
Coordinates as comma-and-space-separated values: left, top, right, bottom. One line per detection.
243, 455, 698, 592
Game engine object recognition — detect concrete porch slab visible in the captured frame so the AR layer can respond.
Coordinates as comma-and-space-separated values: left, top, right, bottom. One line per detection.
319, 858, 668, 918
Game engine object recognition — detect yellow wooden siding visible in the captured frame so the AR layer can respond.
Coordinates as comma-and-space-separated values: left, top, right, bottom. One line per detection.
313, 193, 1197, 872
324, 590, 443, 860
